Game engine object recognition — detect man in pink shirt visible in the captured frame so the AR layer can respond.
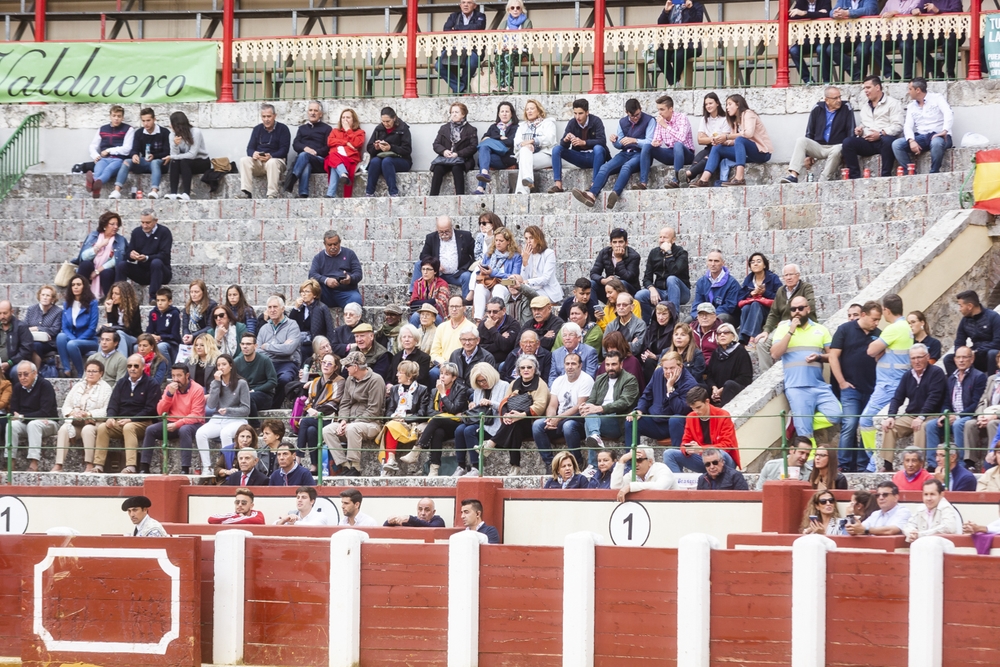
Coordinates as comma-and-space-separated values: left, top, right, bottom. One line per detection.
641, 95, 695, 189
139, 363, 206, 474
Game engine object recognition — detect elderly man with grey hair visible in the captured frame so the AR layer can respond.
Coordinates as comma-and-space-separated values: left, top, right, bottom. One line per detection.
549, 321, 599, 385
448, 324, 495, 384
879, 343, 948, 472
8, 361, 58, 472
309, 230, 364, 310
256, 295, 301, 408
239, 103, 291, 199
124, 209, 172, 304
610, 445, 677, 502
284, 101, 332, 198
322, 350, 386, 477
501, 329, 552, 384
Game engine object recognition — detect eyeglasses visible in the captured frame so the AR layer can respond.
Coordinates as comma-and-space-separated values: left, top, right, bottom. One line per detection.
704, 460, 722, 467
817, 498, 836, 505
321, 360, 334, 366
635, 457, 647, 463
234, 499, 251, 505
214, 313, 227, 319
790, 306, 808, 312
486, 309, 501, 315
875, 492, 894, 498
518, 365, 534, 370
126, 364, 142, 368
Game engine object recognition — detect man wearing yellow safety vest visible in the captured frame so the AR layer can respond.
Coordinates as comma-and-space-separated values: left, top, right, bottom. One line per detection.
860, 294, 913, 472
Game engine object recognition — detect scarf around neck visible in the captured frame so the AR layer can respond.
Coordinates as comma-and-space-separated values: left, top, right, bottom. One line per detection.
706, 266, 731, 304
506, 11, 528, 29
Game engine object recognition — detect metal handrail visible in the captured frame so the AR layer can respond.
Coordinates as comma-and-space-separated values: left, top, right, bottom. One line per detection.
0, 112, 43, 202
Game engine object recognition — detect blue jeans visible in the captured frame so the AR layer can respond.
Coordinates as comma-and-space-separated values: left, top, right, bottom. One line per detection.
454, 423, 483, 469
325, 164, 348, 197
296, 416, 324, 466
551, 144, 607, 183
663, 448, 734, 474
838, 387, 871, 472
738, 301, 769, 341
584, 415, 624, 467
891, 132, 952, 174
477, 138, 510, 172
56, 334, 99, 377
117, 331, 137, 358
292, 152, 326, 196
436, 51, 480, 93
642, 143, 694, 183
859, 382, 896, 431
319, 284, 363, 309
624, 414, 686, 448
116, 156, 163, 188
704, 137, 770, 177
532, 418, 586, 469
366, 156, 411, 196
93, 157, 123, 183
924, 415, 973, 460
589, 150, 642, 196
784, 385, 842, 438
636, 277, 690, 322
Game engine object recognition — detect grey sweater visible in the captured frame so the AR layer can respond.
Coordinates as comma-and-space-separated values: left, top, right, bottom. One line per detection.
170, 127, 210, 160
257, 316, 301, 366
207, 377, 251, 417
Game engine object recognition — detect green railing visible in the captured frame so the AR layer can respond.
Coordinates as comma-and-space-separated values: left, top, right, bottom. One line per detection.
0, 112, 43, 201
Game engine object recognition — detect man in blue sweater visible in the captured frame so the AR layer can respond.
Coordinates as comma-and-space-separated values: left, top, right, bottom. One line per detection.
125, 210, 173, 304
571, 98, 654, 211
239, 103, 291, 199
309, 230, 364, 309
548, 98, 607, 194
269, 443, 316, 486
690, 249, 740, 323
625, 352, 698, 448
944, 290, 1000, 376
284, 101, 332, 198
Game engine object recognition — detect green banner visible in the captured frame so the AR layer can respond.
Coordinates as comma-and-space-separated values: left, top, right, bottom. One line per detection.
0, 41, 218, 103
988, 14, 1000, 80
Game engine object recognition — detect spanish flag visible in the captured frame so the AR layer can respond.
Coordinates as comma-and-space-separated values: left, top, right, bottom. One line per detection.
974, 149, 1000, 215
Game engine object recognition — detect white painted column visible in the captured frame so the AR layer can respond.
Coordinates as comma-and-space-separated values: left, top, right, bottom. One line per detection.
908, 536, 955, 667
329, 529, 370, 667
562, 531, 604, 667
791, 534, 837, 667
677, 533, 721, 667
213, 528, 252, 666
448, 529, 488, 667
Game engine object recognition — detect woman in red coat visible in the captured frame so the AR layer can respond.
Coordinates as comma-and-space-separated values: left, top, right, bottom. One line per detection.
324, 108, 366, 198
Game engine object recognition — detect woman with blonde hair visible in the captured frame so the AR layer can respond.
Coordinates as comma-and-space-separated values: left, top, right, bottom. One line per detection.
187, 332, 220, 391
53, 359, 112, 473
544, 450, 589, 488
324, 108, 366, 198
472, 226, 522, 320
668, 322, 706, 381
494, 0, 533, 92
513, 99, 557, 194
182, 279, 217, 347
453, 362, 509, 476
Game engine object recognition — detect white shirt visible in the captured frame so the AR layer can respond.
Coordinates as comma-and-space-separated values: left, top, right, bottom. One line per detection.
295, 506, 333, 526
550, 373, 594, 414
698, 115, 730, 138
438, 236, 459, 276
862, 503, 911, 531
602, 377, 617, 406
610, 461, 677, 491
340, 511, 379, 527
904, 92, 953, 140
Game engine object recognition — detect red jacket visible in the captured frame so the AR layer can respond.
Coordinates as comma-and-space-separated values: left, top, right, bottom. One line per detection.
208, 510, 265, 525
681, 404, 740, 469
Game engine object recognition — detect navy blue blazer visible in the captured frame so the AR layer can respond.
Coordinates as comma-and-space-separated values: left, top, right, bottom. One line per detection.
225, 468, 270, 486
945, 366, 987, 415
269, 465, 316, 487
477, 523, 500, 544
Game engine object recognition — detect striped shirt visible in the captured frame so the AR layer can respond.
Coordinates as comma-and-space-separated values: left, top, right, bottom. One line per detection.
876, 318, 913, 386
774, 320, 832, 388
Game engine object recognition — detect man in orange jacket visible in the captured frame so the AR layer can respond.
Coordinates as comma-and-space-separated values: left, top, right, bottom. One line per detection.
663, 386, 740, 473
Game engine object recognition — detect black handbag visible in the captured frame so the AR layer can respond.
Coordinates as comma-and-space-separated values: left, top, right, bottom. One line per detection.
501, 392, 534, 415
462, 405, 495, 426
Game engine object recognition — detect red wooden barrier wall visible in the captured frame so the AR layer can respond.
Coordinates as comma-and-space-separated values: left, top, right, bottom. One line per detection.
594, 546, 677, 667
244, 537, 330, 666
198, 537, 215, 662
479, 545, 563, 667
710, 549, 792, 667
943, 553, 1000, 667
0, 535, 26, 657
359, 542, 449, 665
825, 551, 909, 667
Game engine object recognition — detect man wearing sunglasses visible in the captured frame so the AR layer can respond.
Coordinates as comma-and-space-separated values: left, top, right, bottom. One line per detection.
696, 448, 747, 490
208, 488, 266, 525
846, 481, 910, 535
771, 296, 842, 441
610, 445, 676, 502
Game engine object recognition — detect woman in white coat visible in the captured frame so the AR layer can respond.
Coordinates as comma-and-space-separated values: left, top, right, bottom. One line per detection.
511, 225, 563, 303
513, 99, 557, 194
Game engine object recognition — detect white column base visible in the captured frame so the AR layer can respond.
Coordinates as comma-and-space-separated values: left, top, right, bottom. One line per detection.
213, 528, 252, 666
562, 532, 604, 667
677, 533, 721, 667
448, 530, 488, 667
329, 529, 369, 667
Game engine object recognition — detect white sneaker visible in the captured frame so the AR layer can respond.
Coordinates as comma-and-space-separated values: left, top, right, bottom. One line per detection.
163, 193, 178, 200
584, 434, 604, 450
428, 464, 440, 477
452, 466, 467, 477
464, 468, 480, 477
508, 465, 521, 476
108, 189, 121, 200
179, 193, 190, 201
399, 446, 422, 464
147, 189, 159, 199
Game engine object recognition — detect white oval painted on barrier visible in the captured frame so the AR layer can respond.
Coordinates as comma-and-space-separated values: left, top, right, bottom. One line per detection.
0, 496, 29, 534
314, 497, 341, 525
609, 501, 650, 546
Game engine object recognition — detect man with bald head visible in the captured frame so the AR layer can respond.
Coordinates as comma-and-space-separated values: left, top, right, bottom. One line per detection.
636, 227, 690, 322
755, 263, 817, 370
690, 250, 740, 323
384, 497, 446, 527
416, 215, 475, 299
781, 86, 855, 184
8, 361, 58, 471
0, 300, 35, 381
502, 329, 552, 383
94, 353, 160, 474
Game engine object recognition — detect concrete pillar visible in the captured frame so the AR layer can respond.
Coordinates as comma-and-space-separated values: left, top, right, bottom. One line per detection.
677, 533, 721, 667
792, 534, 837, 667
329, 529, 369, 667
448, 529, 488, 667
562, 532, 604, 667
213, 529, 252, 665
908, 536, 955, 667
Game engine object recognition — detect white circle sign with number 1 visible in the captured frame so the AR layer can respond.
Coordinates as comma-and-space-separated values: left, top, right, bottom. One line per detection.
609, 500, 651, 546
0, 496, 29, 534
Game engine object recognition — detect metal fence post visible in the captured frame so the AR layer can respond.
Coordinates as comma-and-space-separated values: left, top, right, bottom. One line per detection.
630, 411, 638, 483
317, 414, 324, 484
943, 410, 951, 489
160, 412, 169, 474
780, 409, 788, 479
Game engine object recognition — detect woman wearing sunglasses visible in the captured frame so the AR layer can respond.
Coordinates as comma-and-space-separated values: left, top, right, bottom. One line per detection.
801, 489, 843, 535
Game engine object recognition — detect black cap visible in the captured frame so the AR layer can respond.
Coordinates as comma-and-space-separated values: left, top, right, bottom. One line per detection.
121, 496, 152, 511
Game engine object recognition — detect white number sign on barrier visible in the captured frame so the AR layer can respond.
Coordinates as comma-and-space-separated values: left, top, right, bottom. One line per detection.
608, 501, 651, 546
0, 496, 29, 534
314, 497, 341, 525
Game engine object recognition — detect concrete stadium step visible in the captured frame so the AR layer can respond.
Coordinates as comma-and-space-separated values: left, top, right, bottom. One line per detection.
11, 146, 977, 201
